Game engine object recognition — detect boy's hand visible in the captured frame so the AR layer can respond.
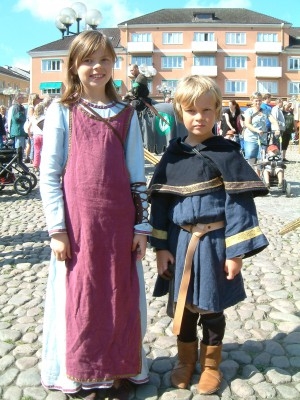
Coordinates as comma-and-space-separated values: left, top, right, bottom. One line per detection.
224, 258, 243, 280
132, 234, 147, 260
50, 232, 71, 261
156, 249, 175, 280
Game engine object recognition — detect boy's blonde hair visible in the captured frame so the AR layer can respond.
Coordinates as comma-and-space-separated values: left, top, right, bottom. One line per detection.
61, 30, 120, 106
173, 75, 222, 123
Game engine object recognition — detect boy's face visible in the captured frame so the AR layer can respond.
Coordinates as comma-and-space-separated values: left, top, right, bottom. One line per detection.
181, 92, 218, 144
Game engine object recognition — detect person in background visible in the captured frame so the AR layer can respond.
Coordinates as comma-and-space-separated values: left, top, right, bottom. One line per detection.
0, 110, 5, 148
282, 101, 297, 162
28, 102, 45, 174
149, 75, 269, 396
260, 92, 272, 134
0, 105, 8, 135
7, 93, 27, 152
243, 92, 280, 175
220, 99, 242, 143
39, 30, 151, 400
262, 144, 285, 190
123, 64, 151, 112
271, 98, 285, 147
24, 93, 42, 163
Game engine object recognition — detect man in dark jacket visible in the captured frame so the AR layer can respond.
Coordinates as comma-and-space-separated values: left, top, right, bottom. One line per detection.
7, 93, 27, 151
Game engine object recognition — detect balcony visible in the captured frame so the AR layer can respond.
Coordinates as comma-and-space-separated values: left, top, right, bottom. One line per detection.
254, 42, 282, 53
127, 41, 154, 54
192, 41, 218, 53
191, 65, 218, 77
254, 66, 282, 78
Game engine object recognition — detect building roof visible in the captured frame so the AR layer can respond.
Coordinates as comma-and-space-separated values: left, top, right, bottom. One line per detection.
118, 8, 291, 26
28, 28, 121, 54
0, 66, 29, 81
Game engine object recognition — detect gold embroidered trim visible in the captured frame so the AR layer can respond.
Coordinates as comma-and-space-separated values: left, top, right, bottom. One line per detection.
224, 180, 267, 190
150, 177, 223, 195
225, 226, 263, 248
152, 228, 168, 240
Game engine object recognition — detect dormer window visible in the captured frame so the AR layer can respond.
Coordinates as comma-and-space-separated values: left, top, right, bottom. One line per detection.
193, 12, 215, 22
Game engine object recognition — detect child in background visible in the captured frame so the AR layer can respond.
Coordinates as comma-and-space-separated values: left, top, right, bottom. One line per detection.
40, 30, 151, 399
262, 144, 285, 190
28, 102, 45, 173
149, 75, 269, 395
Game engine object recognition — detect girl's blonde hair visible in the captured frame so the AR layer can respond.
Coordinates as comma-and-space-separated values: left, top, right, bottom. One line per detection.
173, 75, 223, 122
60, 30, 120, 106
28, 93, 40, 106
34, 102, 45, 119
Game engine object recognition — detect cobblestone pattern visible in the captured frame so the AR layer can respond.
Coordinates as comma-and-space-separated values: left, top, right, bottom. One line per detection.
0, 145, 300, 400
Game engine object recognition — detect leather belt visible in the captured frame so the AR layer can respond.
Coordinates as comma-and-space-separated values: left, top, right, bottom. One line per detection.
172, 221, 225, 335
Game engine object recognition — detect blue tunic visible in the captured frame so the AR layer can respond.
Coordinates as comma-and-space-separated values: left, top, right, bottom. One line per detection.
150, 136, 269, 313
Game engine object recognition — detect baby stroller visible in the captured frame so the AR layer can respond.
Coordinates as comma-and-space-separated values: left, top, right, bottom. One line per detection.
0, 146, 38, 195
259, 142, 291, 197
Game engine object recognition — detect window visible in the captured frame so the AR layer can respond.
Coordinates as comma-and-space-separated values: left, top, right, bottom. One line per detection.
226, 33, 246, 45
131, 33, 152, 42
257, 33, 278, 42
161, 56, 183, 69
42, 88, 61, 95
131, 56, 153, 67
194, 56, 216, 66
225, 80, 247, 94
162, 32, 183, 45
225, 56, 247, 69
288, 81, 300, 95
257, 57, 278, 67
114, 57, 122, 70
42, 59, 61, 72
257, 81, 278, 94
289, 57, 300, 71
193, 32, 214, 41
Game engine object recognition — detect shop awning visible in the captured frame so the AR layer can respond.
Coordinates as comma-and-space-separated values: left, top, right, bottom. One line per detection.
113, 80, 122, 88
39, 82, 62, 89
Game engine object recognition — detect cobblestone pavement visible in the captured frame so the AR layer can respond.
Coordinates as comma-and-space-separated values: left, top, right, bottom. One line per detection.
0, 146, 300, 400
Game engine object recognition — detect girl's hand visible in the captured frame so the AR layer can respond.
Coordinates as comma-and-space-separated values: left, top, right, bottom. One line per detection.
156, 249, 175, 280
132, 234, 147, 260
50, 232, 71, 261
224, 258, 243, 280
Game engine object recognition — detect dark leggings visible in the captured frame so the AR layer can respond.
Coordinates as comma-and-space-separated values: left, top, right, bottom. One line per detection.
178, 307, 226, 346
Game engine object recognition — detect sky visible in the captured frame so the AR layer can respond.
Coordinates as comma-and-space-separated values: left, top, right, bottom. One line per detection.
1, 0, 300, 70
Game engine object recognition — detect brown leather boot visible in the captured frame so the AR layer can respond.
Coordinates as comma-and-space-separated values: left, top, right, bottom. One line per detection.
198, 342, 223, 394
171, 339, 198, 389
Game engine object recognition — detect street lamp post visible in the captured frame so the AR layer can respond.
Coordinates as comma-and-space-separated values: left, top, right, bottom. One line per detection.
157, 84, 173, 102
55, 2, 102, 39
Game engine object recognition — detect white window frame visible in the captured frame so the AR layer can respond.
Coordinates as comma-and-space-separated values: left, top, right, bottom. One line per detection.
194, 56, 216, 66
257, 81, 278, 94
288, 81, 300, 95
162, 32, 183, 45
257, 56, 278, 67
193, 32, 214, 41
225, 80, 247, 94
257, 33, 278, 42
161, 56, 183, 69
42, 59, 61, 72
131, 33, 152, 42
131, 56, 153, 67
225, 56, 247, 69
288, 57, 300, 71
226, 32, 246, 45
114, 57, 122, 70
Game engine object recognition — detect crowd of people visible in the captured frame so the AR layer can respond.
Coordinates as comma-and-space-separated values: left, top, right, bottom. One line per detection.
0, 93, 52, 173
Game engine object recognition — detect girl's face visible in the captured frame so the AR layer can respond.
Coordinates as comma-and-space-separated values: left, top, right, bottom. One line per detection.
181, 92, 218, 145
76, 46, 114, 98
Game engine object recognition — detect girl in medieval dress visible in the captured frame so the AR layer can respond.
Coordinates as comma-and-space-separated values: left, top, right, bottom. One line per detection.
40, 30, 151, 399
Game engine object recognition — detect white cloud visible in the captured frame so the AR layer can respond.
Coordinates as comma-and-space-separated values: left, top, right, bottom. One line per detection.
184, 0, 252, 8
12, 56, 31, 71
14, 0, 143, 26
